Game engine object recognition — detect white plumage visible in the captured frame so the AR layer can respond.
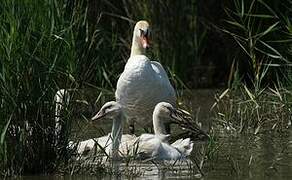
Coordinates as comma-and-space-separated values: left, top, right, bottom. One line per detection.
115, 20, 176, 130
75, 101, 193, 161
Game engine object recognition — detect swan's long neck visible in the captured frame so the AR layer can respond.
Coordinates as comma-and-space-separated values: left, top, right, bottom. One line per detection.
152, 110, 168, 136
130, 33, 145, 57
111, 112, 125, 160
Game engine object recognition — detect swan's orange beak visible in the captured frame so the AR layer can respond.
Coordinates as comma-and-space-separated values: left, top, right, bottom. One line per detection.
141, 36, 150, 49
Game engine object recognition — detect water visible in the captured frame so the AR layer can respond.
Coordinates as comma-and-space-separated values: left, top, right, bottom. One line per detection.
12, 89, 292, 179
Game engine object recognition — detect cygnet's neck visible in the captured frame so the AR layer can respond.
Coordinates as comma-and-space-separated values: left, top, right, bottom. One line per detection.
111, 112, 125, 159
152, 110, 168, 136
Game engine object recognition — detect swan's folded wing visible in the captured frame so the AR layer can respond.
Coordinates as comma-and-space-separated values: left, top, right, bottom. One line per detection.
150, 61, 176, 103
134, 134, 162, 159
171, 138, 194, 156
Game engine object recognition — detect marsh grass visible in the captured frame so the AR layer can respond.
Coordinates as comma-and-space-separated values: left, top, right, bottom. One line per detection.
212, 85, 292, 133
0, 0, 120, 176
221, 0, 292, 83
210, 0, 292, 133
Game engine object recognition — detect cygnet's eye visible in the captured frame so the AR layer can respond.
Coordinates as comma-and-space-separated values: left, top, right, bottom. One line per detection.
105, 105, 113, 112
166, 106, 172, 112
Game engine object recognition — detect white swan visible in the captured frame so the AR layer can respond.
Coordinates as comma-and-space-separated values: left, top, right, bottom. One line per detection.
84, 101, 193, 161
115, 20, 176, 133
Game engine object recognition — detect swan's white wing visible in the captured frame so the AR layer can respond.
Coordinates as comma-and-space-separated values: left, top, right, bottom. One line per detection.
156, 142, 182, 160
171, 138, 194, 157
71, 134, 112, 156
132, 134, 185, 161
150, 61, 176, 104
134, 134, 162, 159
138, 134, 182, 160
115, 55, 177, 128
71, 134, 137, 157
118, 134, 137, 156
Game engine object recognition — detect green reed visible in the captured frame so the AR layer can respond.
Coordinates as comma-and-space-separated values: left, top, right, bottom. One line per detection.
0, 0, 120, 176
221, 0, 291, 83
210, 0, 292, 133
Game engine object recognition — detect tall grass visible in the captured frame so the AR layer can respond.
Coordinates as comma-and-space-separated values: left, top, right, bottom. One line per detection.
0, 0, 71, 175
0, 0, 121, 176
221, 0, 292, 85
212, 0, 292, 133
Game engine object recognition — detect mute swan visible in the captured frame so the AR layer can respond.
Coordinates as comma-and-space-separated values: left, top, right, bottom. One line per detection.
87, 101, 193, 161
115, 20, 176, 133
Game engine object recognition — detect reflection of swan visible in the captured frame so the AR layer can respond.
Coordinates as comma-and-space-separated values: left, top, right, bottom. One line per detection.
83, 101, 193, 161
115, 20, 176, 133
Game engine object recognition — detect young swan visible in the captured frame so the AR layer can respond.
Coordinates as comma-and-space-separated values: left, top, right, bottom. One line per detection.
88, 101, 193, 161
91, 101, 126, 160
69, 101, 134, 159
135, 102, 194, 160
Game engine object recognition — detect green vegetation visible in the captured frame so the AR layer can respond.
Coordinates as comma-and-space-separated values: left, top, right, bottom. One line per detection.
212, 0, 292, 133
0, 0, 117, 176
0, 0, 291, 177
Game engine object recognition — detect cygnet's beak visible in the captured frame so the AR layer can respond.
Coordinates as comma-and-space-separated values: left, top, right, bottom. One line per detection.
170, 108, 209, 140
91, 110, 105, 121
169, 108, 191, 123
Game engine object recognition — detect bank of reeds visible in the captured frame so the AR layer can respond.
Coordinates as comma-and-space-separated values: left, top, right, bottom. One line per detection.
212, 84, 292, 133
0, 0, 119, 176
212, 0, 292, 133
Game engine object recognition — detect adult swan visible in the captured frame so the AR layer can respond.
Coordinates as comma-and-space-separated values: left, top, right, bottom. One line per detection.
115, 20, 176, 133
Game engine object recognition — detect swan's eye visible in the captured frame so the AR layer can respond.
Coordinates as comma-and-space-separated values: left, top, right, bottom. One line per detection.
139, 28, 149, 37
139, 29, 144, 37
144, 29, 149, 37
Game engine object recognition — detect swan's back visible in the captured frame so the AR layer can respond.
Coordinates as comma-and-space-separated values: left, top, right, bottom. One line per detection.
132, 134, 190, 161
71, 134, 137, 157
115, 55, 176, 128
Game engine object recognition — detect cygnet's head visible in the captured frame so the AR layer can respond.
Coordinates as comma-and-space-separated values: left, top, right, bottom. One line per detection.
133, 20, 150, 49
91, 101, 122, 121
153, 102, 191, 123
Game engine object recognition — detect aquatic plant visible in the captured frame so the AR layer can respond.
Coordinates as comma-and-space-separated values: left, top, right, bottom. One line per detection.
211, 0, 292, 133
221, 0, 291, 84
0, 0, 117, 176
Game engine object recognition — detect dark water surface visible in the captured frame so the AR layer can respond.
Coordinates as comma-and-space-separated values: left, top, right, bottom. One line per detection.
13, 89, 292, 179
